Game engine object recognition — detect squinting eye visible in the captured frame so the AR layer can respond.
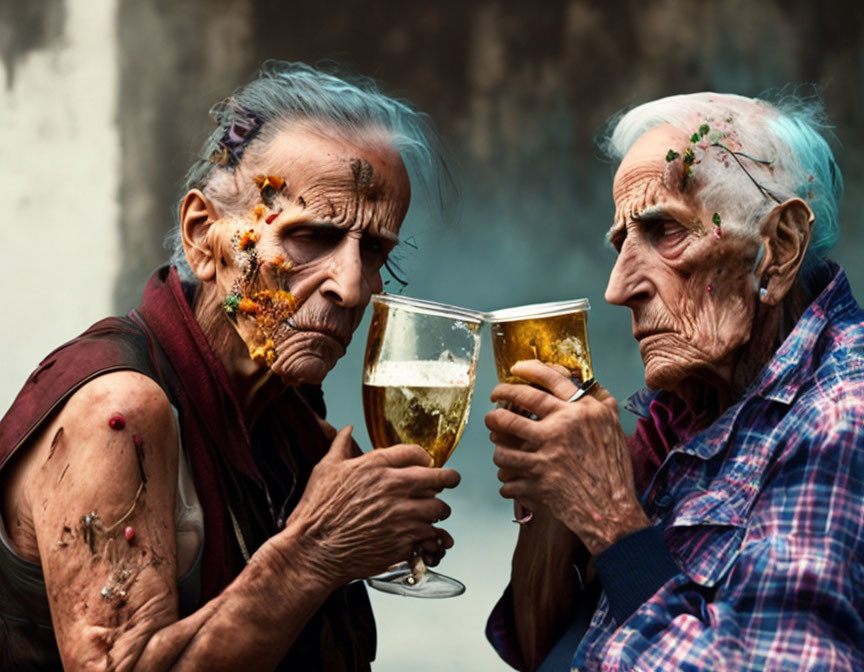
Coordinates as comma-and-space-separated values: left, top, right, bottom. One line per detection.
282, 227, 344, 264
645, 220, 689, 257
360, 237, 391, 268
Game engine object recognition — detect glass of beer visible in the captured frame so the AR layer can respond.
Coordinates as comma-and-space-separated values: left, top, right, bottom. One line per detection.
362, 293, 483, 598
487, 298, 592, 385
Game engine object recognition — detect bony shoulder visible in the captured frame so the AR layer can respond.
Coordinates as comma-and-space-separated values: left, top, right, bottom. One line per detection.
61, 371, 175, 436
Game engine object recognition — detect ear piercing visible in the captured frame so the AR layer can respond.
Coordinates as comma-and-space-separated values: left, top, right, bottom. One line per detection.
759, 287, 768, 300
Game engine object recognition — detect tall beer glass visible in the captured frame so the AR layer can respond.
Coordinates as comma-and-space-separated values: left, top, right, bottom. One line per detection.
486, 299, 592, 524
362, 294, 483, 598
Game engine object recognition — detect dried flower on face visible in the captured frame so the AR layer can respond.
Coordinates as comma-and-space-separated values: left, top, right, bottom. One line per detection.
239, 229, 257, 251
254, 175, 286, 206
223, 293, 241, 317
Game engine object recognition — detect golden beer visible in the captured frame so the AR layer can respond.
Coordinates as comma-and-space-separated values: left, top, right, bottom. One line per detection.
363, 361, 474, 467
488, 300, 592, 384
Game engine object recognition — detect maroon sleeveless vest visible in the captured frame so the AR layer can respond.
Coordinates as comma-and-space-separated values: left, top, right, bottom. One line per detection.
0, 266, 375, 671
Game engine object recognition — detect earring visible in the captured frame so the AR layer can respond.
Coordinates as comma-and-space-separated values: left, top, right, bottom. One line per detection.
759, 287, 768, 300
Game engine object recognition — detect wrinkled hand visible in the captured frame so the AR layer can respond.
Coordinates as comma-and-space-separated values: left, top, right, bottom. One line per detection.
486, 360, 649, 556
286, 426, 460, 584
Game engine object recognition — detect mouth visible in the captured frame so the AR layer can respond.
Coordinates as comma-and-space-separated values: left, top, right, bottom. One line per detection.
285, 317, 351, 348
633, 329, 673, 341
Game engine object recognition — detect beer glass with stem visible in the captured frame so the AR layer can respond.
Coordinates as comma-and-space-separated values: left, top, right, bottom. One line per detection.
362, 294, 483, 598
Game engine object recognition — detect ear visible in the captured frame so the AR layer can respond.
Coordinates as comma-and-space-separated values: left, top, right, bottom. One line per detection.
754, 198, 814, 305
179, 189, 220, 282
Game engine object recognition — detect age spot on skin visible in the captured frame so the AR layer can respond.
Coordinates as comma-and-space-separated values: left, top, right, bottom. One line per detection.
56, 524, 73, 549
349, 157, 374, 191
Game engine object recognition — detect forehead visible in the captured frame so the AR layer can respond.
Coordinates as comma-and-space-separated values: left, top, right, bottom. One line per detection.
612, 124, 690, 203
253, 124, 411, 202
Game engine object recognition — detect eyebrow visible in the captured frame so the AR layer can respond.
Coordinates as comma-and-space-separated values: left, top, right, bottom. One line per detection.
295, 218, 400, 244
606, 205, 681, 248
632, 206, 674, 222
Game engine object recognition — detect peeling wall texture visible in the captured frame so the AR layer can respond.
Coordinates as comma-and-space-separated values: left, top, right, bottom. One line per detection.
2, 1, 864, 670
0, 0, 119, 420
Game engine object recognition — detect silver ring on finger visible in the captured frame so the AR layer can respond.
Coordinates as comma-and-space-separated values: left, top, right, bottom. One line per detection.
566, 377, 597, 402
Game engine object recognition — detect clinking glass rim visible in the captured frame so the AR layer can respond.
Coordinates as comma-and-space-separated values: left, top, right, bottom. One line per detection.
371, 293, 485, 324
486, 298, 590, 323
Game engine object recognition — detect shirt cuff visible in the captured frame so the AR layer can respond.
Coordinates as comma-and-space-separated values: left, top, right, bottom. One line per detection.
593, 524, 679, 624
486, 583, 526, 671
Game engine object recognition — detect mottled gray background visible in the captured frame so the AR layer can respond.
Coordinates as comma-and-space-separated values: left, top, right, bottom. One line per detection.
2, 1, 863, 669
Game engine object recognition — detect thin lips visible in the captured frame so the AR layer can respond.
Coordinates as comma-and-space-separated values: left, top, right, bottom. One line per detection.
633, 329, 672, 340
285, 318, 351, 348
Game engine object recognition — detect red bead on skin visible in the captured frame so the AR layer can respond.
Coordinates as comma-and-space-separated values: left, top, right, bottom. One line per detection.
108, 414, 126, 431
124, 526, 135, 542
706, 284, 714, 293
265, 213, 278, 224
713, 227, 723, 239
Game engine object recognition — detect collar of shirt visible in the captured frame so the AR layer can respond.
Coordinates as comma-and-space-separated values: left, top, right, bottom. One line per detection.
626, 261, 851, 464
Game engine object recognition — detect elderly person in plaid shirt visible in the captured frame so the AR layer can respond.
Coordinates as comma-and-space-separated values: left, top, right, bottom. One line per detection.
486, 92, 864, 671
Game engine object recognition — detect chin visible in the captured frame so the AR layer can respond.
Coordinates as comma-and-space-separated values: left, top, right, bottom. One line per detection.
271, 350, 342, 385
643, 362, 681, 392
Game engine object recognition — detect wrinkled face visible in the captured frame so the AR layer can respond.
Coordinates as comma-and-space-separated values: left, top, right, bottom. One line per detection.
605, 125, 761, 393
207, 125, 410, 385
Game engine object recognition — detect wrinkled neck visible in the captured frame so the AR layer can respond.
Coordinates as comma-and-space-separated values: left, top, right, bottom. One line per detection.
192, 283, 282, 427
675, 282, 814, 416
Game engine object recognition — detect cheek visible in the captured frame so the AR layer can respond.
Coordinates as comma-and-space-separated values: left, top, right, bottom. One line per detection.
683, 260, 755, 357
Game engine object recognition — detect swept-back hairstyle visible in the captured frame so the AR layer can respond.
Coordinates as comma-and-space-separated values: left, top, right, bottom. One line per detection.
599, 91, 843, 290
169, 60, 452, 281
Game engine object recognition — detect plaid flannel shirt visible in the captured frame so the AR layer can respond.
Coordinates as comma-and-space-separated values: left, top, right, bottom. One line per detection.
571, 264, 864, 671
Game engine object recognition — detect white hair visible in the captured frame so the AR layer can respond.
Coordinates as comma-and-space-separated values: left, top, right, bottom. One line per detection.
600, 92, 842, 287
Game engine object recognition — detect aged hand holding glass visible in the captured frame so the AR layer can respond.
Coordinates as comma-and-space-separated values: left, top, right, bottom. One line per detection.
485, 300, 648, 553
362, 294, 483, 597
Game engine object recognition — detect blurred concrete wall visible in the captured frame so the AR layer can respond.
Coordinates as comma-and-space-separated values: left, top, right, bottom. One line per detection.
0, 0, 119, 416
2, 1, 864, 670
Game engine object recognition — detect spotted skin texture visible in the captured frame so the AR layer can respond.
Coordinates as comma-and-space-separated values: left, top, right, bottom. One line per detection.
606, 125, 761, 399
201, 126, 410, 385
1, 372, 180, 669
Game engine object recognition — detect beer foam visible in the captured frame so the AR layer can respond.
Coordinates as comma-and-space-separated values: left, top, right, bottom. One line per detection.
365, 360, 473, 387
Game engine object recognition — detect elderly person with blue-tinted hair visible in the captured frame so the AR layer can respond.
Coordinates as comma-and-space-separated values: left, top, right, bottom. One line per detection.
0, 61, 460, 671
486, 92, 864, 671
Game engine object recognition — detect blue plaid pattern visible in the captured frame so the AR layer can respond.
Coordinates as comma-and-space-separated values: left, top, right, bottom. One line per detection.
572, 264, 864, 671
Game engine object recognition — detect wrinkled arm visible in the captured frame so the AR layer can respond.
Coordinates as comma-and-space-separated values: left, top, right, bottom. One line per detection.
31, 372, 335, 671
486, 506, 583, 671
29, 372, 459, 671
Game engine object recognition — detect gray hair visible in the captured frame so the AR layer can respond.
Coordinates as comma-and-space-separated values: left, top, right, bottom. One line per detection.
168, 60, 452, 282
599, 91, 843, 289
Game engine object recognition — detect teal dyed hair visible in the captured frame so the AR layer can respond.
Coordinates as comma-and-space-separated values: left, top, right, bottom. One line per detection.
602, 90, 843, 291
169, 60, 452, 280
767, 96, 843, 282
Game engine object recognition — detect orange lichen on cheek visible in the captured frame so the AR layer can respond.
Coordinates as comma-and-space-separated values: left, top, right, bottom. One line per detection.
256, 289, 297, 312
248, 339, 277, 367
273, 255, 294, 274
238, 298, 259, 315
252, 204, 268, 221
239, 229, 257, 250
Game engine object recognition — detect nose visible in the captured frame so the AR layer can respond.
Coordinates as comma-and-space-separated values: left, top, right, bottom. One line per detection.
319, 237, 370, 308
604, 238, 654, 307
